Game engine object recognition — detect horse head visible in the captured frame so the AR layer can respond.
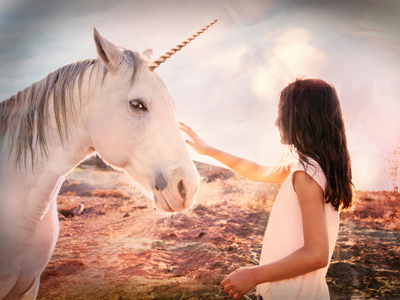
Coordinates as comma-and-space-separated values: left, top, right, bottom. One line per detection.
87, 29, 200, 212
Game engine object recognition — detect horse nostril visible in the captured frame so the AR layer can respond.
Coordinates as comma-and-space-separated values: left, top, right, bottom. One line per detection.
155, 185, 160, 191
178, 180, 186, 202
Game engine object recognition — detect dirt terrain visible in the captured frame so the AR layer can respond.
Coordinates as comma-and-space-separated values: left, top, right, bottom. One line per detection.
36, 158, 400, 300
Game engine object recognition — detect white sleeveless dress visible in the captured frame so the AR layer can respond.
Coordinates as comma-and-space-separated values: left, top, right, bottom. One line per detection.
257, 159, 339, 299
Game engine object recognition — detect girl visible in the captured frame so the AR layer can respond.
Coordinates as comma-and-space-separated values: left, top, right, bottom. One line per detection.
179, 78, 354, 300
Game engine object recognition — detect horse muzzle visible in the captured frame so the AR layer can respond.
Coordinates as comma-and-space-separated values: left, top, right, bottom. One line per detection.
153, 170, 199, 212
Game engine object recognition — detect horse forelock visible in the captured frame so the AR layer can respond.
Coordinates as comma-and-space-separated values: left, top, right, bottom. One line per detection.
0, 50, 145, 169
122, 50, 146, 86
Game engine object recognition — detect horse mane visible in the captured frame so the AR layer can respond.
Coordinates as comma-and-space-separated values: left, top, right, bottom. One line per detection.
0, 50, 145, 168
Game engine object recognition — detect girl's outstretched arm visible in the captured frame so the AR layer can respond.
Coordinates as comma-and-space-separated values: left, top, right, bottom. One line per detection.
221, 171, 330, 299
179, 122, 290, 183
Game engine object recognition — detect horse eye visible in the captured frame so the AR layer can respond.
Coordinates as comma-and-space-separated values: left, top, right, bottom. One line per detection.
129, 99, 147, 112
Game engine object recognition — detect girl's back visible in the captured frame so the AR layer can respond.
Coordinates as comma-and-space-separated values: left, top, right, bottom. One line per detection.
258, 159, 339, 299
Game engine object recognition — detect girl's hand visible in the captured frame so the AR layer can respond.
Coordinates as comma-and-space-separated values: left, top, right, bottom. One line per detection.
178, 122, 212, 155
221, 267, 258, 300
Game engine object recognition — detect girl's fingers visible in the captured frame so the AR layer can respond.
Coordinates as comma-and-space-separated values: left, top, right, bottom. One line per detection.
185, 140, 195, 147
179, 125, 203, 145
179, 124, 197, 139
221, 284, 242, 299
179, 122, 196, 136
181, 128, 195, 139
221, 278, 229, 288
179, 122, 210, 155
178, 122, 187, 130
178, 122, 192, 133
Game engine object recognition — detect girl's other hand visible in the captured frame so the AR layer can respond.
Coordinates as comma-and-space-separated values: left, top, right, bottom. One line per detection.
221, 267, 257, 300
178, 122, 212, 155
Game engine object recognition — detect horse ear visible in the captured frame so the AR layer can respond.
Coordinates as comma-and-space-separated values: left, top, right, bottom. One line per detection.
93, 27, 125, 72
142, 48, 154, 61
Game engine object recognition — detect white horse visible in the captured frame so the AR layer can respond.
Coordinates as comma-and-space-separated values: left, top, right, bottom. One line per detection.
0, 21, 215, 299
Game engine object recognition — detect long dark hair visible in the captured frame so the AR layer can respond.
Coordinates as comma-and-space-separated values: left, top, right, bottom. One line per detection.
277, 78, 354, 210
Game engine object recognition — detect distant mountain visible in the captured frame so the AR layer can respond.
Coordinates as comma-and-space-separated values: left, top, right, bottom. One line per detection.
80, 155, 236, 183
193, 161, 236, 182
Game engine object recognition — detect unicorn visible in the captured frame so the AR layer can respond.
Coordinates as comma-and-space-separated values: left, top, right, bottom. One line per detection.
0, 20, 217, 299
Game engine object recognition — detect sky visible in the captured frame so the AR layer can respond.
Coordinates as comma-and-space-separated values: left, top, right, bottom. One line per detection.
1, 0, 400, 191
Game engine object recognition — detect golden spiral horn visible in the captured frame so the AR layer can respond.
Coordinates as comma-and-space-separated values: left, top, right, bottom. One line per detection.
148, 19, 217, 71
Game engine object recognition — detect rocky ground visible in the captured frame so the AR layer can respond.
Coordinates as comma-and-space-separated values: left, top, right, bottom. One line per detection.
36, 159, 400, 300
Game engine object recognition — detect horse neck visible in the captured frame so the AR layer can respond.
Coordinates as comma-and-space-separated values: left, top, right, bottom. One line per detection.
0, 59, 100, 178
0, 62, 100, 227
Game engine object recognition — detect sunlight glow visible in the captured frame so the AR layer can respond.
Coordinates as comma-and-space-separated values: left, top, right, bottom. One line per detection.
251, 27, 326, 105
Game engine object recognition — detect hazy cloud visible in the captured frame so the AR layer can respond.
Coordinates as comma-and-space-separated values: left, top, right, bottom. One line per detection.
1, 0, 399, 190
